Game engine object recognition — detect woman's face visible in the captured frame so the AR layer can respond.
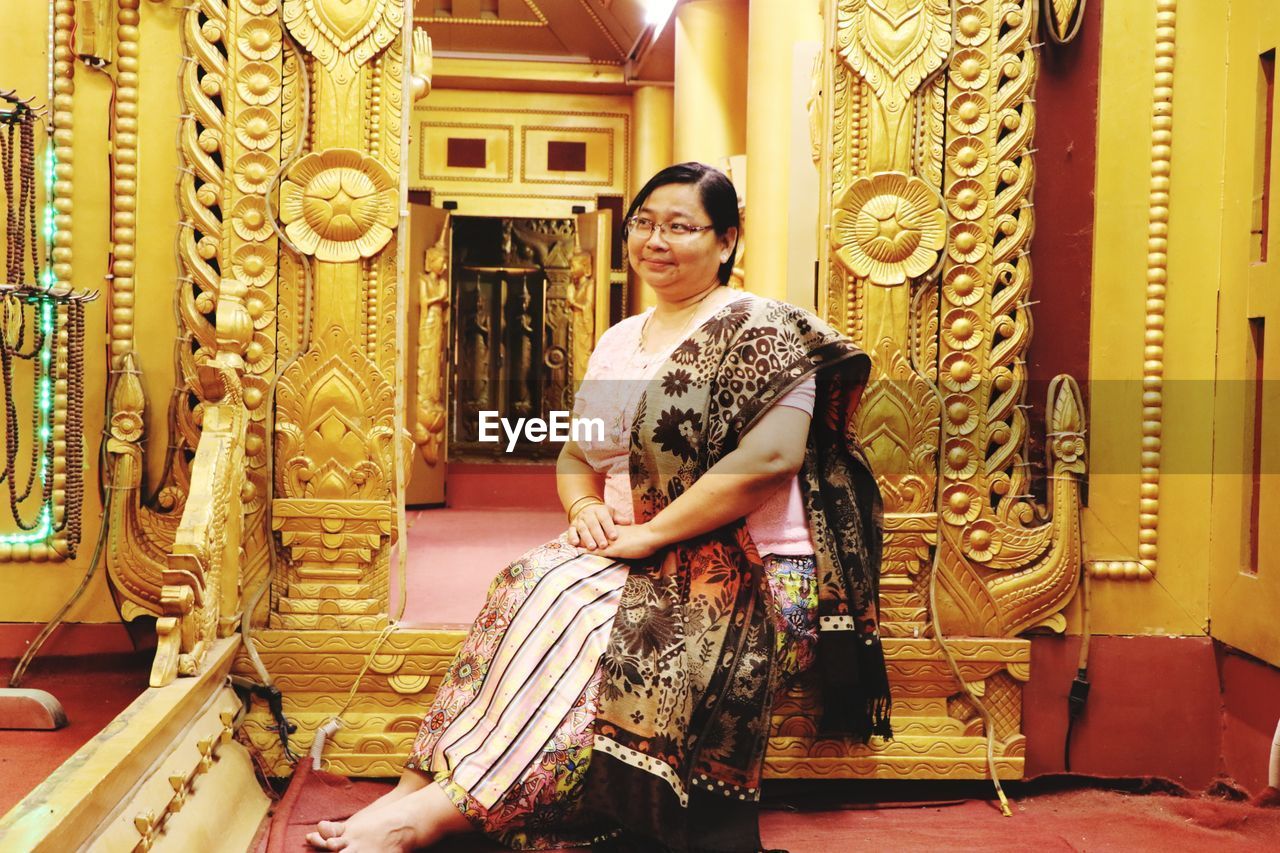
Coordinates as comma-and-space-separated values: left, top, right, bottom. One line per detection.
627, 183, 736, 302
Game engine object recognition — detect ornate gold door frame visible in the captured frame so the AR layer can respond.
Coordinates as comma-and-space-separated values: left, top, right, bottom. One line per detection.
766, 0, 1087, 781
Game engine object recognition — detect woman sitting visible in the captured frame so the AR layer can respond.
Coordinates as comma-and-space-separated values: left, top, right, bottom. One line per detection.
307, 162, 889, 852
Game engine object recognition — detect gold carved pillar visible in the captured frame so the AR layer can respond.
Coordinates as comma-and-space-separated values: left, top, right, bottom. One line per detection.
829, 0, 950, 613
766, 0, 1086, 781
269, 2, 408, 629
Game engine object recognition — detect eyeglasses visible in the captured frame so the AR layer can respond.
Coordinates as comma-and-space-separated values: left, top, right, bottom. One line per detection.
625, 216, 715, 241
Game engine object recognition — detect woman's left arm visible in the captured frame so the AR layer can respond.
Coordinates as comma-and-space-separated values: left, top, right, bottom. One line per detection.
594, 404, 811, 559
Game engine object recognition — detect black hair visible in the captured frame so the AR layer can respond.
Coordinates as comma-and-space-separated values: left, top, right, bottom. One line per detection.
623, 162, 741, 285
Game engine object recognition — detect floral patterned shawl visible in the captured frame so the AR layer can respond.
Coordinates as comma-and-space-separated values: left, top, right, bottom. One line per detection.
582, 294, 889, 852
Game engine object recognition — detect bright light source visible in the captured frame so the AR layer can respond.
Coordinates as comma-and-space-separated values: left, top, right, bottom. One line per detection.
644, 0, 678, 29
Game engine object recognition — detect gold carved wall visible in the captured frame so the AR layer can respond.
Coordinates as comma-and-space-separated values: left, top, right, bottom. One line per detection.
96, 0, 410, 681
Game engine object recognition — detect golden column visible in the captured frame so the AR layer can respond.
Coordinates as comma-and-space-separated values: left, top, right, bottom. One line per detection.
630, 85, 674, 312
673, 0, 748, 165
269, 3, 408, 629
744, 0, 802, 300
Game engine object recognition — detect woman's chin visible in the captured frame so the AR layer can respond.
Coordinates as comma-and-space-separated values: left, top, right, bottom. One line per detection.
639, 272, 681, 292
639, 261, 675, 279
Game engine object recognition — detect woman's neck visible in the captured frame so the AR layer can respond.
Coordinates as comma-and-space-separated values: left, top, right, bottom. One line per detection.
652, 281, 722, 319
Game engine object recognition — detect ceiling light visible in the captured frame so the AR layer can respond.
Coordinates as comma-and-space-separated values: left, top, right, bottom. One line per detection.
644, 0, 678, 29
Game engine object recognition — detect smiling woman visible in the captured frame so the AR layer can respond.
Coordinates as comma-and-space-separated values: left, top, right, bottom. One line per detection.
308, 164, 887, 853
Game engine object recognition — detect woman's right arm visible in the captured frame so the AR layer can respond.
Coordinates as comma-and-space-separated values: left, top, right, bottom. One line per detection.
556, 439, 620, 549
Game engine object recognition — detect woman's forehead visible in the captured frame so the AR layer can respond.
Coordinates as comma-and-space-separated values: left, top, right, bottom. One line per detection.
640, 183, 706, 217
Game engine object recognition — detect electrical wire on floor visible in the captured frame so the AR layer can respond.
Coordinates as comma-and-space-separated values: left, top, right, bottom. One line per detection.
926, 547, 1013, 817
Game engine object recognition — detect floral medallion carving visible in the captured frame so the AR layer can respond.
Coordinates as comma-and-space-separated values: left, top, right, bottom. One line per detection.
282, 0, 402, 83
831, 172, 946, 286
280, 148, 398, 262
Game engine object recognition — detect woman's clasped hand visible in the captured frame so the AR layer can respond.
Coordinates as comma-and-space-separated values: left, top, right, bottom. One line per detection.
565, 500, 663, 559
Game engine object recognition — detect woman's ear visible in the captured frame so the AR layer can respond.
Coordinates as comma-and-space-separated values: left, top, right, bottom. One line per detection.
720, 226, 739, 262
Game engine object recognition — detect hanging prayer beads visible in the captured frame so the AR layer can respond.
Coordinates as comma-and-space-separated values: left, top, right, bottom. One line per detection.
0, 89, 94, 555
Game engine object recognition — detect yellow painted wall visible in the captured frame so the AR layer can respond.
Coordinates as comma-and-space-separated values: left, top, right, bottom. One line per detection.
1084, 0, 1279, 666
1082, 0, 1218, 636
0, 4, 181, 624
1210, 0, 1280, 667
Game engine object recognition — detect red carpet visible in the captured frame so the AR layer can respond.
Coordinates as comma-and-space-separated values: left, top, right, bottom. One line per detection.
260, 772, 1280, 852
393, 508, 566, 626
0, 651, 152, 817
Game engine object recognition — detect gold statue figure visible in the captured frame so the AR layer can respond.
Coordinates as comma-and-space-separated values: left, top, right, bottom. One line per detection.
568, 247, 595, 386
414, 234, 449, 465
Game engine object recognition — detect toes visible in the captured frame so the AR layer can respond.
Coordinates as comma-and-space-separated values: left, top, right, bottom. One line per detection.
305, 831, 330, 849
317, 820, 346, 838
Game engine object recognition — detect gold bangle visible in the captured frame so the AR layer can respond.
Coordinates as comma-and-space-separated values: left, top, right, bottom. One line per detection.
567, 495, 604, 523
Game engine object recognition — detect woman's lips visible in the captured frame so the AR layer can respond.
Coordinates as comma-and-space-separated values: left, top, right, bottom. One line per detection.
642, 258, 672, 268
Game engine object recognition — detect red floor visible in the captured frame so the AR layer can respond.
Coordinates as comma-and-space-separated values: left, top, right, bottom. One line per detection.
0, 650, 152, 816
262, 770, 1280, 852
393, 507, 565, 626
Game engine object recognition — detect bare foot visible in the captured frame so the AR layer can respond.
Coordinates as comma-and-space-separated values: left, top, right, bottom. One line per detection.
306, 782, 472, 851
306, 770, 429, 849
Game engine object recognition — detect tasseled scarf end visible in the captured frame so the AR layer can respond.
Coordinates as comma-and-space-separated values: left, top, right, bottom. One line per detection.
818, 631, 894, 742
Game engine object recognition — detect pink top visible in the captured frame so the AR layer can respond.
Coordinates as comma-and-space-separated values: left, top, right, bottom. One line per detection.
573, 308, 816, 556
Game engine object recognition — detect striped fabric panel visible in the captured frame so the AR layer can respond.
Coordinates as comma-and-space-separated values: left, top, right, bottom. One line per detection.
434, 554, 628, 809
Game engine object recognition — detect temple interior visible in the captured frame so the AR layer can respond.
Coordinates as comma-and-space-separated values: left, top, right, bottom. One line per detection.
1, 0, 1279, 850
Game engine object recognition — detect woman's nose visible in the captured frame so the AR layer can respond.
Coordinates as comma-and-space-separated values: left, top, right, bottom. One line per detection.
645, 227, 670, 249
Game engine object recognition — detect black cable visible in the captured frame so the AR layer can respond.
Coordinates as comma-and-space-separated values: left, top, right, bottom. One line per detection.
230, 674, 300, 765
1064, 666, 1090, 771
1063, 530, 1092, 772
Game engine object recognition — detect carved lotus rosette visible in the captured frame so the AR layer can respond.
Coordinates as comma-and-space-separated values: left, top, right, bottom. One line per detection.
280, 148, 398, 263
831, 172, 946, 286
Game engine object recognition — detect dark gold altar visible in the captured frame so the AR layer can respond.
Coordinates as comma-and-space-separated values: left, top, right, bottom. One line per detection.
1, 1, 1278, 850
